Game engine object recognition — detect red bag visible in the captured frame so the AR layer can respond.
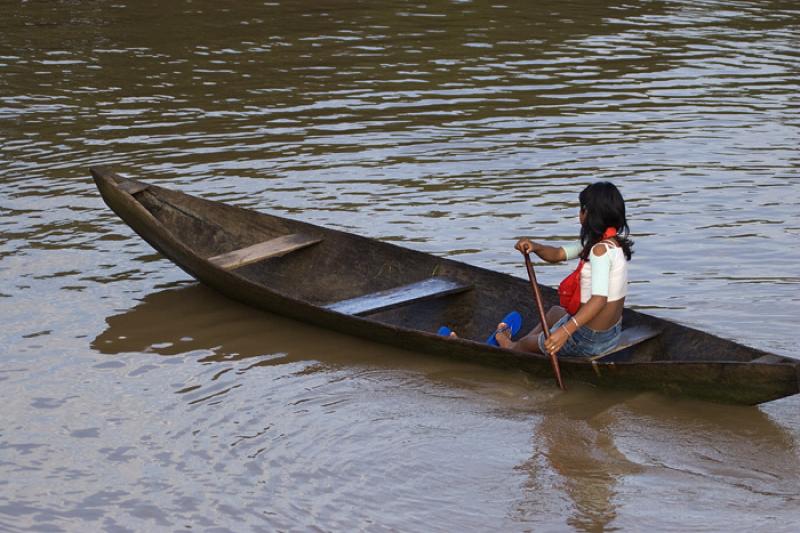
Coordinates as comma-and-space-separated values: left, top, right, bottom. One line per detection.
558, 259, 584, 315
558, 227, 617, 314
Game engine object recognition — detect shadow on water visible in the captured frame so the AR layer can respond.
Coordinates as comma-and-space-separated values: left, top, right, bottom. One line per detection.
94, 282, 302, 361
93, 284, 800, 531
92, 282, 443, 367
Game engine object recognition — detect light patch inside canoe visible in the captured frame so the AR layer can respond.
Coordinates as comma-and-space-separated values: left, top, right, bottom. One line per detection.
207, 233, 322, 270
325, 277, 472, 316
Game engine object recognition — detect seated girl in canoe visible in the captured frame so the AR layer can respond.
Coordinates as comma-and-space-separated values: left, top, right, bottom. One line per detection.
498, 181, 634, 357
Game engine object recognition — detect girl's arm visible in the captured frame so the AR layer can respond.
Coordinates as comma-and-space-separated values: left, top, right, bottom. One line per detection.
514, 238, 569, 263
544, 295, 609, 355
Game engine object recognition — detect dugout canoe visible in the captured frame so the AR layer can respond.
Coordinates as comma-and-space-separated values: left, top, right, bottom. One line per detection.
91, 167, 800, 405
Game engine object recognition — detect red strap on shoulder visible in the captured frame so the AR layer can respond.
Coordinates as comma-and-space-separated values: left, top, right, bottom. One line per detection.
602, 227, 617, 239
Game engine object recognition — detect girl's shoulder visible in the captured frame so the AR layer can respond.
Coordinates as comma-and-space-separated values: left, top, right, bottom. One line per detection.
590, 239, 618, 257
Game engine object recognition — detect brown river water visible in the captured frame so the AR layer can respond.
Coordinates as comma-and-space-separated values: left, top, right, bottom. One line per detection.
2, 0, 800, 530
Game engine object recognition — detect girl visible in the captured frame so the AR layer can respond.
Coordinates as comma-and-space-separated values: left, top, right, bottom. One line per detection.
495, 182, 633, 357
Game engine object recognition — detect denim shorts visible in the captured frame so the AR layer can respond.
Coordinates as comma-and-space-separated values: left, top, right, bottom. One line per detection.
538, 314, 622, 358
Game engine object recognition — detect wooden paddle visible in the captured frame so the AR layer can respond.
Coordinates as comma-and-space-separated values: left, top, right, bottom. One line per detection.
523, 252, 566, 390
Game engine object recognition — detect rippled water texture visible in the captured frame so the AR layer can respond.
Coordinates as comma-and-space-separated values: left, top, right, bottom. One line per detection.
2, 0, 799, 530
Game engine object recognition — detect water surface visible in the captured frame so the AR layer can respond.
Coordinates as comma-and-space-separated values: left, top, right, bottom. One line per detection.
2, 0, 799, 530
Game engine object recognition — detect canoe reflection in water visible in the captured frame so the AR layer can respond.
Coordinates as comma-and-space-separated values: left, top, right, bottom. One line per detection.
93, 284, 800, 530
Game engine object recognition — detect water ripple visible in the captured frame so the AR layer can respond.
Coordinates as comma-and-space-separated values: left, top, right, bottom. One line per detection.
2, 0, 800, 529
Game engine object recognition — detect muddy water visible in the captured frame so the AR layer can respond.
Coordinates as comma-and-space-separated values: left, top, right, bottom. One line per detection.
2, 0, 799, 530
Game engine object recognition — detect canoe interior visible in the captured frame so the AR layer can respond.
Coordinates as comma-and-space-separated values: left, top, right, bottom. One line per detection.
132, 181, 781, 367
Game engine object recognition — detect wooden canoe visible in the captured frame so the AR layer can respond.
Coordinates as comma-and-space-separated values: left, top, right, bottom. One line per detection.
91, 167, 800, 405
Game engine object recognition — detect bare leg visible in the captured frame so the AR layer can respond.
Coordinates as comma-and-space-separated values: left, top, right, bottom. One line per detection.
496, 306, 567, 353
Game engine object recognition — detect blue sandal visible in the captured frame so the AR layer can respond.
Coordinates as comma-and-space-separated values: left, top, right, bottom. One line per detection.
486, 311, 522, 346
437, 326, 453, 336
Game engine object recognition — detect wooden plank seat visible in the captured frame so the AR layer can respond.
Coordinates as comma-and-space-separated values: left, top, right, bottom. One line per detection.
208, 233, 321, 270
588, 325, 662, 361
325, 277, 472, 316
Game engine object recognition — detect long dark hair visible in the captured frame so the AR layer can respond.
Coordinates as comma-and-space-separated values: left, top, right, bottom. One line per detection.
578, 182, 633, 260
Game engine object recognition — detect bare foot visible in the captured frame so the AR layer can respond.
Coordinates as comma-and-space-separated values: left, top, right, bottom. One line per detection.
494, 322, 515, 349
449, 331, 458, 338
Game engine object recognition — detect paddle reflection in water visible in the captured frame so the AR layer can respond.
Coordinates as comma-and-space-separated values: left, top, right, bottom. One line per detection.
93, 284, 800, 530
512, 391, 639, 530
516, 391, 800, 530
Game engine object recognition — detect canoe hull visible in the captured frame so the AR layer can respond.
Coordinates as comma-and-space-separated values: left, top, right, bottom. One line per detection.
91, 168, 800, 405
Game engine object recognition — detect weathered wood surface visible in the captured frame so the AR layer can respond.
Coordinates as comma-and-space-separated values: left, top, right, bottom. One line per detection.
325, 277, 471, 316
589, 325, 662, 361
208, 233, 321, 270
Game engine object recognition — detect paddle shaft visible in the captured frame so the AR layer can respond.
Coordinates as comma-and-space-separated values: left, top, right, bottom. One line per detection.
523, 252, 566, 390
